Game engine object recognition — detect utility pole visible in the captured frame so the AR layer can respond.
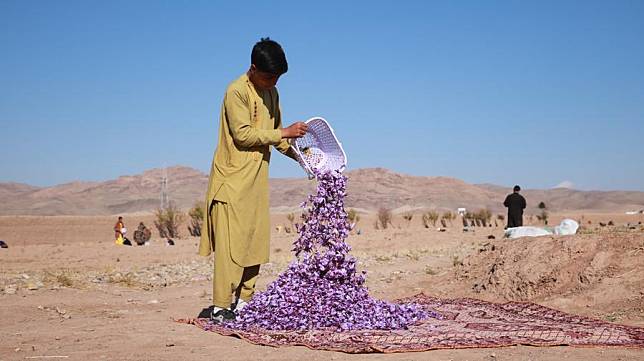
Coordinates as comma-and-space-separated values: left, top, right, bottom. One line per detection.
160, 167, 169, 209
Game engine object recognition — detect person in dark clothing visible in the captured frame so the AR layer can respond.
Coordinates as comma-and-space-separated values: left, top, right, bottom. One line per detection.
503, 185, 527, 228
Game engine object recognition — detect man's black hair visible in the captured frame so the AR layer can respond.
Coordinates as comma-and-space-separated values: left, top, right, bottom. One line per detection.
513, 185, 521, 192
251, 37, 288, 75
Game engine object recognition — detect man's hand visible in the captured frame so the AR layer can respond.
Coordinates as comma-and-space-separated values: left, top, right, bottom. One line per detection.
281, 122, 308, 138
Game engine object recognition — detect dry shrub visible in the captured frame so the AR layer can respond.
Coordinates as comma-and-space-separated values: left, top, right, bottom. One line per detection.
348, 209, 361, 231
422, 211, 439, 228
475, 209, 492, 227
347, 209, 360, 223
154, 202, 185, 238
441, 211, 455, 225
424, 265, 438, 275
44, 269, 79, 288
108, 272, 139, 287
376, 208, 392, 229
187, 202, 204, 237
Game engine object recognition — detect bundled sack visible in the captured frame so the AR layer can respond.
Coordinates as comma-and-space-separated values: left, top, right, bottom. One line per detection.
505, 219, 579, 239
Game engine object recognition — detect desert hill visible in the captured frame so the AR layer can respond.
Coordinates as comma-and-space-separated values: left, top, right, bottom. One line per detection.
1, 166, 643, 216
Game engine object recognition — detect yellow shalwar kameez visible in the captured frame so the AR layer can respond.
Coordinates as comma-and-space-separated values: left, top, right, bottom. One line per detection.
199, 73, 294, 308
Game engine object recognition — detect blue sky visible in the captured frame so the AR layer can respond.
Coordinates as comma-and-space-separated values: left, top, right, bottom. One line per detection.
1, 0, 643, 190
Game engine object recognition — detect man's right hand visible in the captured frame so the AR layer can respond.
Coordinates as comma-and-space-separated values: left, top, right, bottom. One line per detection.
281, 122, 308, 138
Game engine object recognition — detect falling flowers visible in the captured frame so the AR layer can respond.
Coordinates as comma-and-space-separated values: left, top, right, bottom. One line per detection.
224, 171, 436, 331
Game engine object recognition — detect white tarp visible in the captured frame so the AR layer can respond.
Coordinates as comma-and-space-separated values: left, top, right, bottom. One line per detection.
553, 219, 579, 235
505, 219, 579, 239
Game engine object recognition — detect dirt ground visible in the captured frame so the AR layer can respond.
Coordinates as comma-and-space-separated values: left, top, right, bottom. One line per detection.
1, 212, 643, 360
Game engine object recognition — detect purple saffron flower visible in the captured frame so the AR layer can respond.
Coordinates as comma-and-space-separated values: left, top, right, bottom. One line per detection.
221, 171, 438, 331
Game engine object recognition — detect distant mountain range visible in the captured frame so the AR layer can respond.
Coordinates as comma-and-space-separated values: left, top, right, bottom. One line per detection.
1, 166, 643, 216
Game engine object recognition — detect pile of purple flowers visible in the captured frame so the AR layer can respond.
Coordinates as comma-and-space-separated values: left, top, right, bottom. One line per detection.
227, 171, 433, 331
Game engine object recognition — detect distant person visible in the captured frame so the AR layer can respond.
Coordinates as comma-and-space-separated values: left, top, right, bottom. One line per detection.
114, 216, 129, 245
133, 222, 152, 246
503, 185, 527, 228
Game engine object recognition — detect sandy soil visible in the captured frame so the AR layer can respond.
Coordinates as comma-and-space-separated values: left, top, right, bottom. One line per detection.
1, 213, 643, 360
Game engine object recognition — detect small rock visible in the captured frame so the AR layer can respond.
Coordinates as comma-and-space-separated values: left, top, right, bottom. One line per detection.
55, 307, 67, 315
15, 347, 21, 352
27, 282, 40, 290
5, 285, 17, 294
148, 299, 160, 304
165, 343, 175, 347
22, 274, 30, 279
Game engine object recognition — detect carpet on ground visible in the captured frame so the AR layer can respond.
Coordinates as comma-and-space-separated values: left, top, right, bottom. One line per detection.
176, 293, 644, 353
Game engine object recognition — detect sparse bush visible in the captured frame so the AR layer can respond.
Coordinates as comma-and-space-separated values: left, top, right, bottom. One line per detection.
44, 269, 77, 288
187, 202, 204, 237
376, 208, 392, 230
538, 201, 547, 209
348, 208, 361, 231
474, 209, 492, 227
348, 209, 360, 224
441, 211, 455, 225
286, 213, 295, 227
108, 272, 139, 287
497, 214, 505, 221
154, 202, 185, 238
424, 265, 438, 275
422, 211, 439, 228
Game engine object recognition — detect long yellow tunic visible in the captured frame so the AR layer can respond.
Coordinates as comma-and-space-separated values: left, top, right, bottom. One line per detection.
199, 73, 292, 267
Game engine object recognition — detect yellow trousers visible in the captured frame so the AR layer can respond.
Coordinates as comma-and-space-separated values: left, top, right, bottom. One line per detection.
211, 201, 260, 308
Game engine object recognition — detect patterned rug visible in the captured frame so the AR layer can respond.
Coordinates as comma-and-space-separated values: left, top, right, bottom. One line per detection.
177, 294, 644, 353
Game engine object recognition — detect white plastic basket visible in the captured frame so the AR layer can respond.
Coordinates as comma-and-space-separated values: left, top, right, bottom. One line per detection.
290, 117, 347, 178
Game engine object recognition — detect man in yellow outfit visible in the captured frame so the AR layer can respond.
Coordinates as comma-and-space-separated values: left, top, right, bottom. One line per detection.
199, 38, 307, 322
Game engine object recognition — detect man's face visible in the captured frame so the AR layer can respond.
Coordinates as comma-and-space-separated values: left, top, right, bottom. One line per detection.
249, 65, 281, 90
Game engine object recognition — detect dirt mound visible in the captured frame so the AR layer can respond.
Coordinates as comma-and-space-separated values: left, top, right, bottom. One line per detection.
456, 232, 644, 304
